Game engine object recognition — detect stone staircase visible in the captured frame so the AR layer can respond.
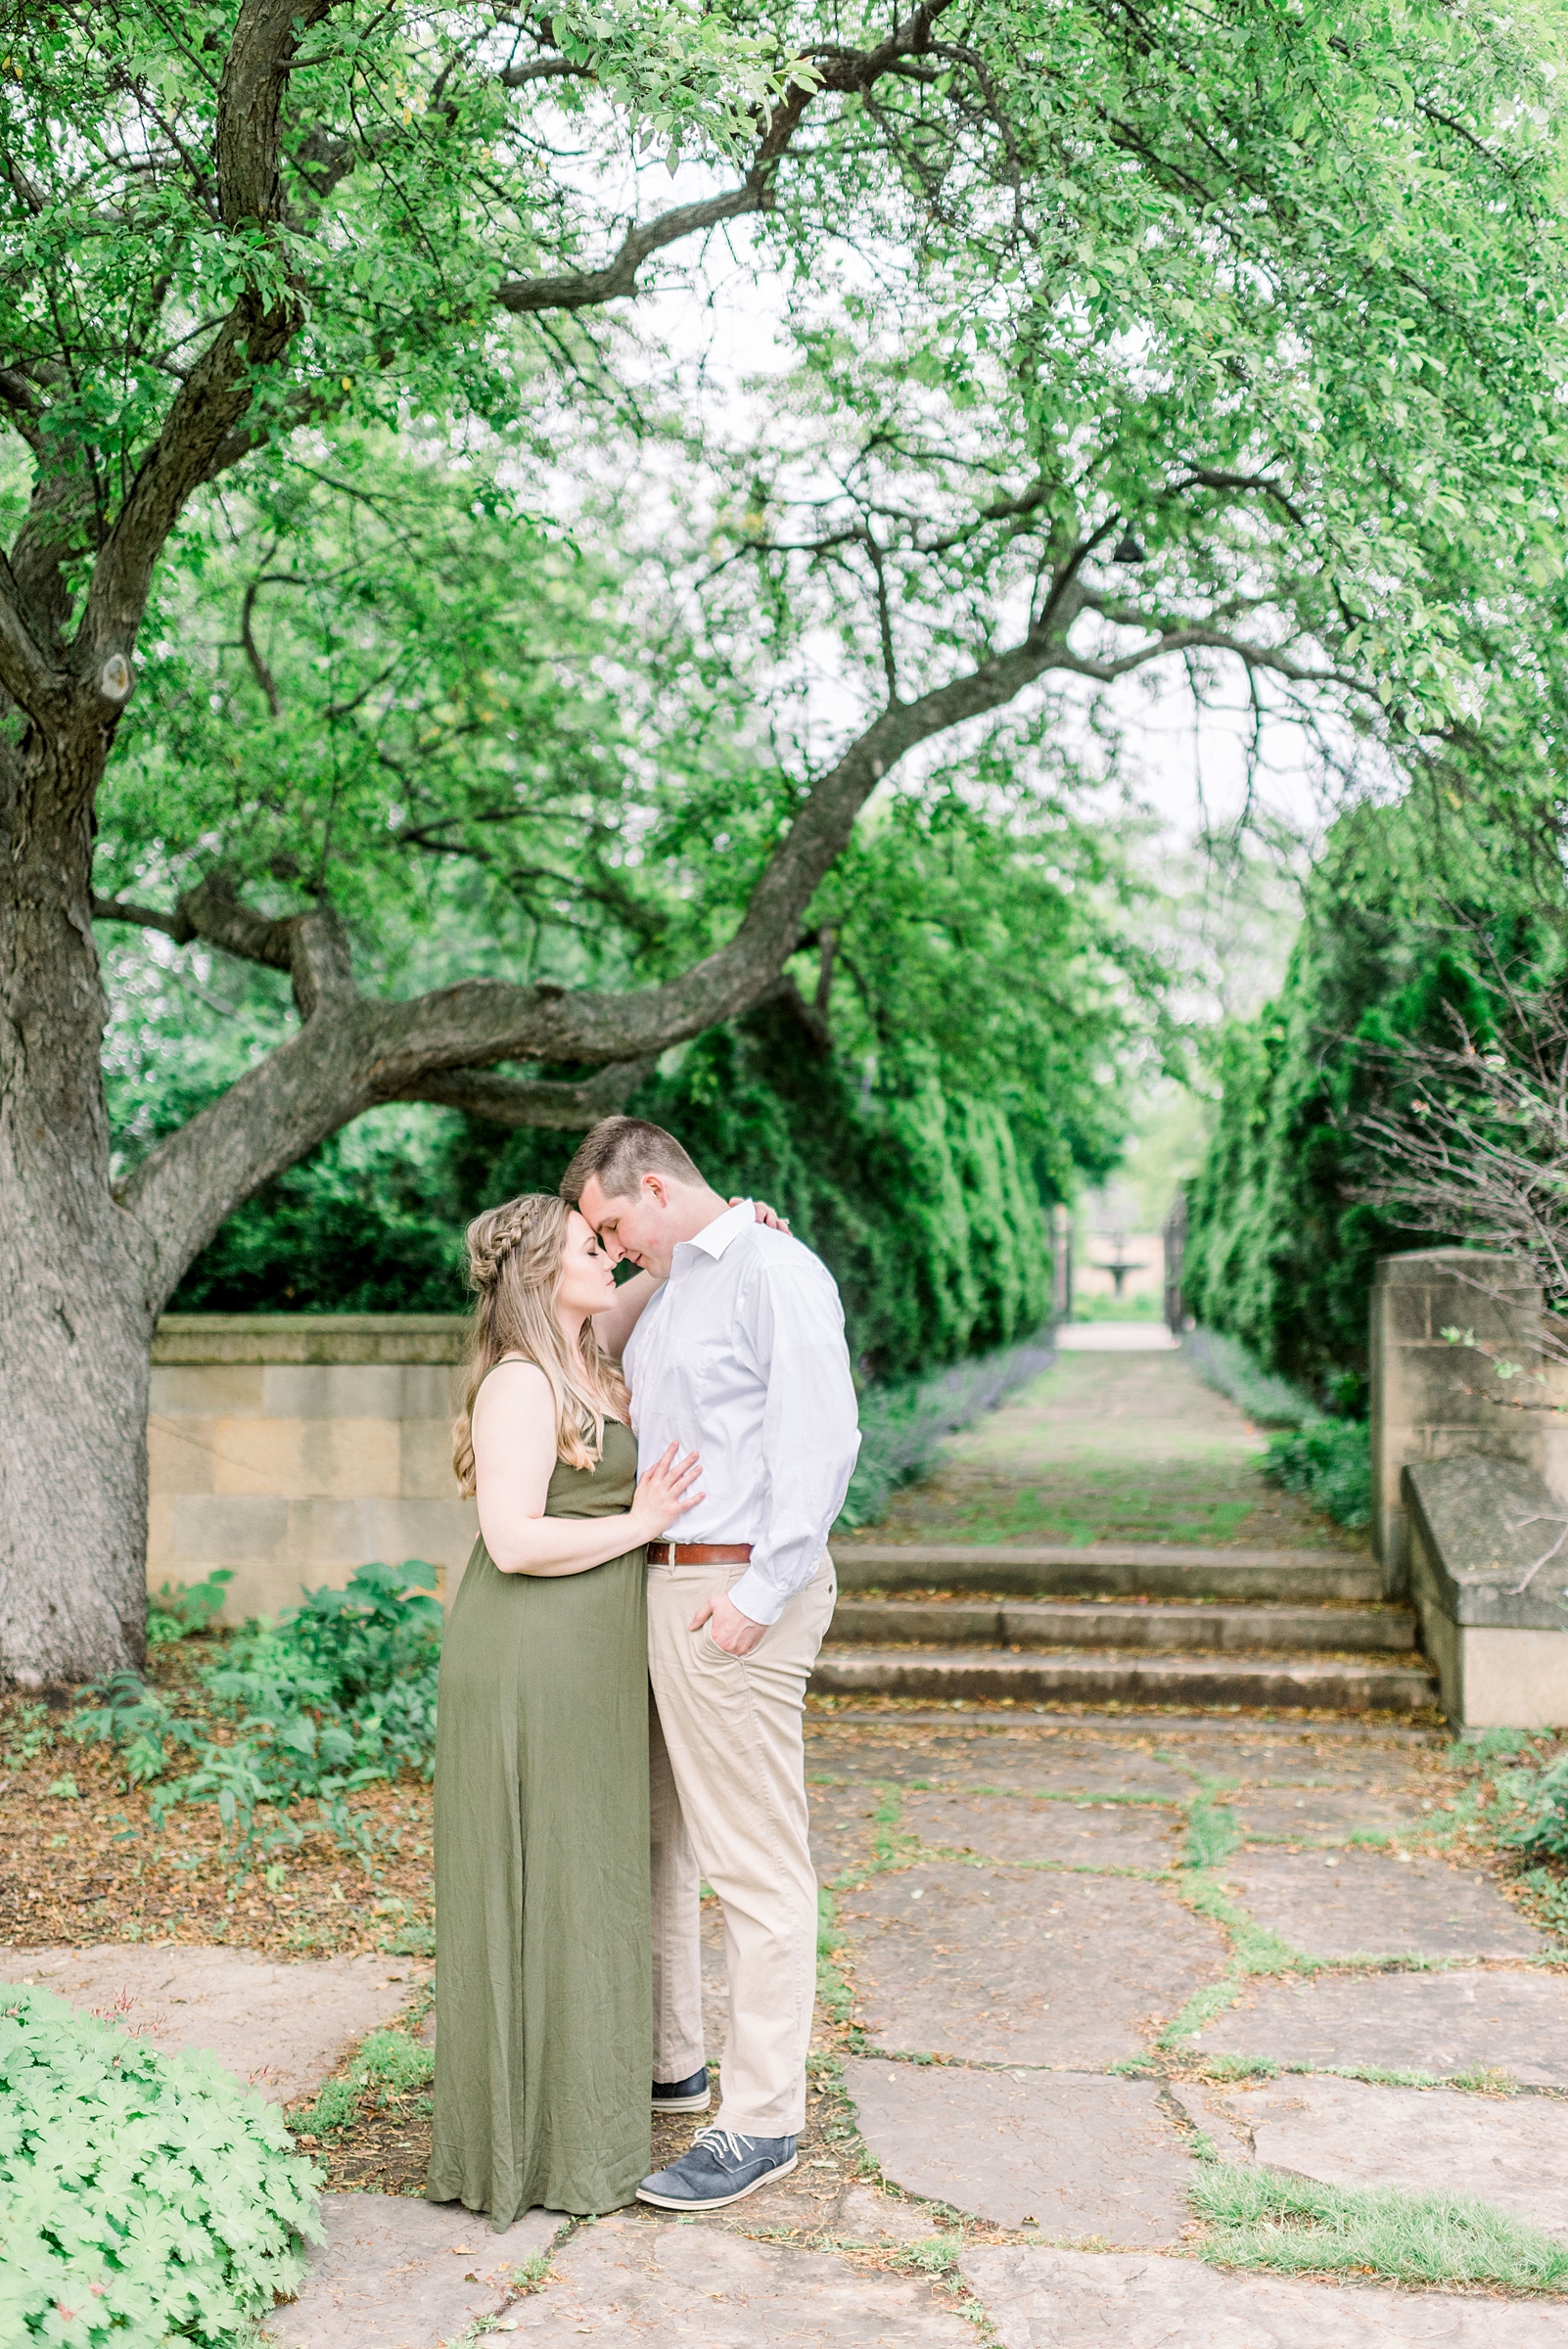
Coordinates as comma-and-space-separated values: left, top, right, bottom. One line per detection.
814, 1543, 1439, 1713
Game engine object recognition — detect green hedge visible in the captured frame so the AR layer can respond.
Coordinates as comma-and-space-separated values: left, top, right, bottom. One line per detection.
1181, 803, 1563, 1395
173, 1005, 1054, 1382
0, 1984, 321, 2345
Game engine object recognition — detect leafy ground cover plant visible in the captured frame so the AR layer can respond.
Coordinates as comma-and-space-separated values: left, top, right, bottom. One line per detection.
0, 1981, 322, 2345
69, 1563, 442, 1858
1183, 1329, 1371, 1530
1262, 1417, 1373, 1533
146, 1570, 235, 1647
1190, 2161, 1568, 2291
836, 1336, 1056, 1528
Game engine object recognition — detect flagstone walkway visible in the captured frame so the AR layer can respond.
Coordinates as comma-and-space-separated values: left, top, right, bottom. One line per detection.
854, 1330, 1362, 1551
12, 1339, 1568, 2344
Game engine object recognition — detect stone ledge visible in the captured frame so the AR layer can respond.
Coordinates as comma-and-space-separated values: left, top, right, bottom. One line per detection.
1404, 1454, 1568, 1628
153, 1313, 468, 1365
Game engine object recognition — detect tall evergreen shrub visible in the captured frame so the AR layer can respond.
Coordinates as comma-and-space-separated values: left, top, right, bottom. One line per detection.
1183, 803, 1564, 1394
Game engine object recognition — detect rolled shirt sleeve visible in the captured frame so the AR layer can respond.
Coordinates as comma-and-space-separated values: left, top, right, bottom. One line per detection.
726, 1252, 861, 1627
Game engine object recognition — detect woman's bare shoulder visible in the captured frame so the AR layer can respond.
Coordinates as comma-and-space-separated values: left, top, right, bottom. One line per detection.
473, 1356, 552, 1410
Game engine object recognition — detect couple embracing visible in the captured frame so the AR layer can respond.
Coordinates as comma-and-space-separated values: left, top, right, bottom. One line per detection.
424, 1116, 860, 2225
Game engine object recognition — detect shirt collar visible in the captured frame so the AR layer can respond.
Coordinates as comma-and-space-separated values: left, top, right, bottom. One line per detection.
683, 1198, 754, 1261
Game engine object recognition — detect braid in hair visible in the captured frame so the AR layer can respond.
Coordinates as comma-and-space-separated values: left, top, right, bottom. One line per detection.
452, 1192, 629, 1495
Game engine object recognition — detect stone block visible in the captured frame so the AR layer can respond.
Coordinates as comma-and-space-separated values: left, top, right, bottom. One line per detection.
265, 2196, 560, 2347
1458, 1627, 1568, 1728
161, 1495, 474, 1618
0, 1944, 428, 2103
263, 1363, 453, 1420
209, 1416, 402, 1499
498, 2218, 982, 2345
168, 1493, 290, 1569
961, 2245, 1568, 2347
899, 1790, 1181, 1870
1199, 1967, 1568, 2085
843, 2061, 1193, 2241
1169, 2073, 1568, 2239
1370, 1248, 1543, 1591
842, 1865, 1226, 2066
400, 1416, 465, 1500
154, 1313, 468, 1366
1403, 1454, 1568, 1726
1217, 1848, 1543, 1960
149, 1365, 265, 1416
148, 1412, 216, 1496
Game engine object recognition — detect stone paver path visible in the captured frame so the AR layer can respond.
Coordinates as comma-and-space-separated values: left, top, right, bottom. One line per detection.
264, 2197, 560, 2346
21, 1343, 1568, 2344
0, 1942, 427, 2100
1171, 2074, 1568, 2238
840, 1340, 1358, 1550
962, 2246, 1568, 2345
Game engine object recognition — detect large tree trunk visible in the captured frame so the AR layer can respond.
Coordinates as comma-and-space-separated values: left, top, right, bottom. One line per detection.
0, 729, 152, 1687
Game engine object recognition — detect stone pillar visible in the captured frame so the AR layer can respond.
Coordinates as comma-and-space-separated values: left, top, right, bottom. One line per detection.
1370, 1249, 1546, 1598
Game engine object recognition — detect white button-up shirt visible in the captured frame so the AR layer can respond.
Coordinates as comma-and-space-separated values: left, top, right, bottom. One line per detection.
623, 1199, 861, 1625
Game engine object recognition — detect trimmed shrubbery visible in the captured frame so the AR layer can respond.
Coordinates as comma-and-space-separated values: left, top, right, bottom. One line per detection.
0, 1983, 322, 2345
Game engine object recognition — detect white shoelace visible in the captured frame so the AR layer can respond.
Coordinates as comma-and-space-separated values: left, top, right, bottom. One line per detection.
692, 2126, 755, 2168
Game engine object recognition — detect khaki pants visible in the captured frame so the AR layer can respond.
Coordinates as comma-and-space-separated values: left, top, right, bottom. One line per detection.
647, 1549, 836, 2139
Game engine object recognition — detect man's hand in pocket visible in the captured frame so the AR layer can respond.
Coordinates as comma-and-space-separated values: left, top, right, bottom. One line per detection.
689, 1589, 766, 1656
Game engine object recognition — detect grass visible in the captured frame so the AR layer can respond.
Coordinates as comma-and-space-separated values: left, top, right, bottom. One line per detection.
1191, 2162, 1568, 2292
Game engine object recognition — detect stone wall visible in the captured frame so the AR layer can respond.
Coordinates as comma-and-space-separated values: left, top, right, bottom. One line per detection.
1369, 1248, 1563, 1596
1372, 1248, 1568, 1727
148, 1315, 477, 1621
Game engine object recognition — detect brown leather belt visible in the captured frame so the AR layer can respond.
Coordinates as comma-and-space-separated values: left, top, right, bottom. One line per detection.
645, 1542, 754, 1565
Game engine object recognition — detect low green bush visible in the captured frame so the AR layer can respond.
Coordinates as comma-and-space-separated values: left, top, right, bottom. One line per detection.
71, 1561, 442, 1858
1263, 1416, 1372, 1531
0, 1982, 322, 2345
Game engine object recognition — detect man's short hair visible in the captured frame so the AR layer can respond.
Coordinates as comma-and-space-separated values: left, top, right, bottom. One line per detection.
559, 1116, 705, 1207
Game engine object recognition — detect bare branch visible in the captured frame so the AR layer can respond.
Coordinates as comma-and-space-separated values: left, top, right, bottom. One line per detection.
495, 0, 952, 313
496, 185, 766, 312
177, 871, 357, 1022
91, 896, 195, 944
404, 1058, 655, 1128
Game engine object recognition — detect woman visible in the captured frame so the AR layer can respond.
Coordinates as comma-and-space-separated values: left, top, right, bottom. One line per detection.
425, 1192, 702, 2226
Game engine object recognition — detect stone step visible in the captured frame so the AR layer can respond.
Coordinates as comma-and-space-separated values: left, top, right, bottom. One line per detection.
828, 1597, 1418, 1655
808, 1646, 1439, 1713
833, 1543, 1381, 1602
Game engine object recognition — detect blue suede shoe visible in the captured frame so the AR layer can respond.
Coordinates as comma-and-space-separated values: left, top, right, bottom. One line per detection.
651, 2065, 712, 2114
636, 2126, 798, 2210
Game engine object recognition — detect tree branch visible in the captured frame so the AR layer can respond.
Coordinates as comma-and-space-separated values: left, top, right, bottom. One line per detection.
495, 0, 950, 313
402, 1058, 655, 1128
75, 0, 342, 700
0, 551, 73, 724
176, 871, 356, 1021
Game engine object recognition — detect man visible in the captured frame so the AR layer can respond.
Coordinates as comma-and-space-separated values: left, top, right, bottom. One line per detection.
561, 1115, 860, 2211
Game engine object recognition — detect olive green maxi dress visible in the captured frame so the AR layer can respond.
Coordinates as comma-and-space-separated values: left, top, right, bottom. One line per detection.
426, 1418, 650, 2226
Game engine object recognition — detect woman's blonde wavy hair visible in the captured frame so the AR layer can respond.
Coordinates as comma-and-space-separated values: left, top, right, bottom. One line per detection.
451, 1193, 630, 1496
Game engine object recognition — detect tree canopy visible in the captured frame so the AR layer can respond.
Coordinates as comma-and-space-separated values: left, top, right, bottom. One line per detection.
6, 0, 1568, 1681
